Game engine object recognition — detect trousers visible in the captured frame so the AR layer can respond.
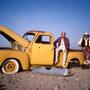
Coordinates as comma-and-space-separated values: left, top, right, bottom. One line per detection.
55, 45, 67, 67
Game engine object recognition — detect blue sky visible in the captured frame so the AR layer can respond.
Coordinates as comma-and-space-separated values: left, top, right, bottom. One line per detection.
0, 0, 90, 49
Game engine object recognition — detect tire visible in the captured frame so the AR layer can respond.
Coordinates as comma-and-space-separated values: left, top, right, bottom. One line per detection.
68, 59, 80, 68
1, 59, 19, 74
46, 67, 51, 70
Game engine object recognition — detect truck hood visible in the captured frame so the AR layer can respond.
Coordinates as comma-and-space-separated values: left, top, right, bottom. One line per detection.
0, 25, 29, 48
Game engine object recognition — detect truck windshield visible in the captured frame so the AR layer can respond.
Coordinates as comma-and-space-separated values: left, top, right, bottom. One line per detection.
23, 33, 35, 42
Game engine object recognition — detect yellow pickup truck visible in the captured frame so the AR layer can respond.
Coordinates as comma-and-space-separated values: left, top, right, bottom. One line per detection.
0, 25, 84, 74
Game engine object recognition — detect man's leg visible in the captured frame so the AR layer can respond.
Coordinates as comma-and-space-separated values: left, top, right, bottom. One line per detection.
82, 47, 87, 60
85, 47, 90, 65
87, 48, 90, 64
62, 50, 67, 68
55, 46, 61, 64
55, 47, 59, 64
83, 47, 88, 64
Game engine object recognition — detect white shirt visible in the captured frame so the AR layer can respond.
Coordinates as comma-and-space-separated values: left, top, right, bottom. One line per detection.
59, 38, 66, 50
78, 37, 90, 46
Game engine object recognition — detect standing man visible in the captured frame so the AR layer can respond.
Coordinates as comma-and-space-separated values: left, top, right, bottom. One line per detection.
54, 32, 70, 68
78, 32, 90, 64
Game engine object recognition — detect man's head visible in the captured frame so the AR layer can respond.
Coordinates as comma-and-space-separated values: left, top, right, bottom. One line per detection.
61, 32, 66, 38
83, 32, 89, 39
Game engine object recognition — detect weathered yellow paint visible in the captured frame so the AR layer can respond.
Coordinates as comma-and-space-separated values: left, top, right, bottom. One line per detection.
0, 50, 30, 70
56, 50, 84, 67
25, 31, 54, 65
31, 40, 54, 65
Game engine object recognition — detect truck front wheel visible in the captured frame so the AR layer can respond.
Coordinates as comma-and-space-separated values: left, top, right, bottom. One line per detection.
1, 59, 19, 74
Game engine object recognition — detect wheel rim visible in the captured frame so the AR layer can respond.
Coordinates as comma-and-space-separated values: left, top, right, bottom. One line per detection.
5, 61, 16, 73
2, 59, 19, 74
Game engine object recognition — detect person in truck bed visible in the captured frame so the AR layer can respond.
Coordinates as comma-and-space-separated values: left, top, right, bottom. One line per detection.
54, 32, 70, 68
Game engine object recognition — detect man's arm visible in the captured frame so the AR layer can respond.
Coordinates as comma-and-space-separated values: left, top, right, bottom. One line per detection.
89, 39, 90, 47
54, 37, 59, 47
68, 38, 70, 49
66, 38, 70, 50
78, 38, 82, 46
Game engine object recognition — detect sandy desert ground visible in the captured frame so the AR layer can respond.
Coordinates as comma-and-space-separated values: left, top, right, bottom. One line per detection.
0, 67, 90, 90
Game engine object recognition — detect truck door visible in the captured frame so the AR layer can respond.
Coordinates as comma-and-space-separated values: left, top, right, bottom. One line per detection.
31, 35, 54, 65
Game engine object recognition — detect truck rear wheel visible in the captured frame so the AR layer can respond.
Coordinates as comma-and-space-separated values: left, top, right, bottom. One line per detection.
68, 59, 80, 68
1, 59, 19, 74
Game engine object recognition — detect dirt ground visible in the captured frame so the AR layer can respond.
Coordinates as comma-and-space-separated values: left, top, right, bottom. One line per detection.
0, 67, 90, 90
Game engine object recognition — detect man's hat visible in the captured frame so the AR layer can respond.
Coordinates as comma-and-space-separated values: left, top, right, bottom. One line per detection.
84, 32, 89, 36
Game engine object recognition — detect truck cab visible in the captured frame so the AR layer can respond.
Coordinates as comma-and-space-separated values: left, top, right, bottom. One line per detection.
23, 31, 54, 66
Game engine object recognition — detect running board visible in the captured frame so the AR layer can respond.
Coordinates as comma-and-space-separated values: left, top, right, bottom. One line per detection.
31, 67, 70, 76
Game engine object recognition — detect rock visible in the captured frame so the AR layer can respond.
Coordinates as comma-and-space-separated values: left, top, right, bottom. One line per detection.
76, 78, 79, 81
30, 74, 33, 78
54, 86, 60, 90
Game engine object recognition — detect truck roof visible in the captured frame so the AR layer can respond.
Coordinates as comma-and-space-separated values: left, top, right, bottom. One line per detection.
25, 30, 53, 36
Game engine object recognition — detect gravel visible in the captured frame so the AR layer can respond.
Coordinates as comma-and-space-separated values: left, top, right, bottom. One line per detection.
0, 67, 90, 90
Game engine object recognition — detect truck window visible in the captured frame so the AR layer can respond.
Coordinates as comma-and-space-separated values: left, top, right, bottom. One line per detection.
35, 35, 50, 44
23, 33, 35, 42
